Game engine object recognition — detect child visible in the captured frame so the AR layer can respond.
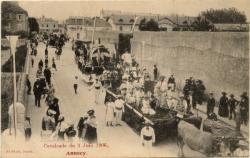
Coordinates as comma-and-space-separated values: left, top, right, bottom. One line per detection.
74, 76, 78, 94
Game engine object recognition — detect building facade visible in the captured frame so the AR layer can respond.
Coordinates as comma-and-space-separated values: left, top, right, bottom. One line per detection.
37, 16, 59, 33
65, 16, 111, 40
1, 1, 29, 36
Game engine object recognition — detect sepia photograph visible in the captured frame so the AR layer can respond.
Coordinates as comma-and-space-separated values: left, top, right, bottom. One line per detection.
1, 0, 249, 157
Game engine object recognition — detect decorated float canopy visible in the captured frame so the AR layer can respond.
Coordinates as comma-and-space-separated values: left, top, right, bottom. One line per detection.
91, 44, 111, 58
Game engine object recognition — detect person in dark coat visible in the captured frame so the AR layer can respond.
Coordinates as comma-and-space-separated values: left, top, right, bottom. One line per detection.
239, 92, 249, 125
207, 93, 215, 116
153, 65, 158, 81
167, 74, 176, 91
33, 78, 42, 107
38, 59, 43, 69
195, 80, 205, 106
26, 77, 31, 95
48, 97, 60, 126
218, 92, 229, 117
43, 66, 51, 86
77, 117, 87, 140
84, 110, 97, 144
52, 57, 57, 71
45, 48, 48, 57
45, 57, 49, 67
31, 57, 34, 68
228, 94, 237, 120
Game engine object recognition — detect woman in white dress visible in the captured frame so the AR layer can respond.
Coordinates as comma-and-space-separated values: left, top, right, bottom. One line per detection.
105, 97, 115, 126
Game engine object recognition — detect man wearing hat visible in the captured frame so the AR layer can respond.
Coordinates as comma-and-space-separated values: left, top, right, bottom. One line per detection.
43, 65, 51, 86
114, 95, 125, 126
33, 77, 42, 107
207, 93, 215, 116
140, 120, 155, 147
228, 94, 237, 120
218, 92, 229, 117
239, 92, 249, 125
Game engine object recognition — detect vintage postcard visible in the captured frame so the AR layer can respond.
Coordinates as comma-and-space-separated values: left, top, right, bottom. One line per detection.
1, 0, 249, 157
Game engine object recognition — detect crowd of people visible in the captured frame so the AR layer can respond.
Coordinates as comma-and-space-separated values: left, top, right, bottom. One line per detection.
26, 35, 99, 143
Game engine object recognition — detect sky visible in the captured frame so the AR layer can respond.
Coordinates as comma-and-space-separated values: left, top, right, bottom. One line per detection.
19, 0, 250, 22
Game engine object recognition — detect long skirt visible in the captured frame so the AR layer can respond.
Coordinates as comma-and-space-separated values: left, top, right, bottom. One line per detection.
84, 125, 97, 143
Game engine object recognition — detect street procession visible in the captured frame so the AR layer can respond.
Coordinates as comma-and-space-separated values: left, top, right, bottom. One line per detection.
1, 1, 249, 157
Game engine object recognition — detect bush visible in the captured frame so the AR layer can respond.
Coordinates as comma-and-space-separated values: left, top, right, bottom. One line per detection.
2, 45, 27, 72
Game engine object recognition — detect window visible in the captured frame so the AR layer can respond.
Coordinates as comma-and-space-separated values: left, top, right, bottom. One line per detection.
17, 14, 22, 21
77, 33, 80, 39
47, 24, 49, 27
54, 24, 56, 28
119, 26, 123, 31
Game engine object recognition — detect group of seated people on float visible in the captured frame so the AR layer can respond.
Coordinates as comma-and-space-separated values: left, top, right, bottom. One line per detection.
102, 51, 207, 116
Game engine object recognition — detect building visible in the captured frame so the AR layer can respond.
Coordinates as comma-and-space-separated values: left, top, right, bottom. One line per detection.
213, 23, 249, 32
65, 16, 111, 40
37, 16, 59, 33
107, 14, 141, 32
100, 10, 196, 32
1, 1, 29, 36
158, 18, 176, 31
58, 23, 66, 34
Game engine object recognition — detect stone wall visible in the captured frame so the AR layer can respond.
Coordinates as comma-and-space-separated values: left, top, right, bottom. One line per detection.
82, 30, 249, 99
131, 31, 249, 99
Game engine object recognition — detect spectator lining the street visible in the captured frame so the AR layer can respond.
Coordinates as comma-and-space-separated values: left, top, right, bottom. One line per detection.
26, 77, 31, 95
167, 74, 176, 91
153, 65, 158, 81
239, 92, 249, 125
42, 109, 56, 132
84, 110, 98, 143
52, 57, 57, 71
44, 66, 51, 86
218, 92, 229, 118
24, 117, 32, 141
228, 94, 237, 120
33, 77, 42, 107
74, 76, 79, 94
207, 93, 215, 116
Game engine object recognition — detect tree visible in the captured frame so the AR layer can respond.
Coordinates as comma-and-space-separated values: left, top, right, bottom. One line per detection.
146, 19, 159, 31
191, 16, 213, 31
201, 8, 247, 24
139, 18, 146, 31
139, 18, 159, 31
28, 17, 39, 33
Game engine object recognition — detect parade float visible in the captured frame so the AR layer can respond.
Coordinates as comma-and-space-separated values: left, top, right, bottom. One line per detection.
105, 89, 202, 143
